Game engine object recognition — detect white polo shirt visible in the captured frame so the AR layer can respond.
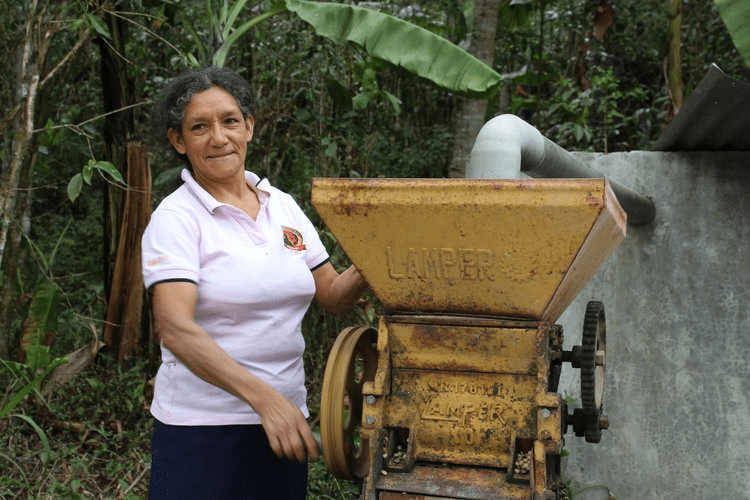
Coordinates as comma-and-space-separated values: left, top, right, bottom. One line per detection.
142, 169, 329, 425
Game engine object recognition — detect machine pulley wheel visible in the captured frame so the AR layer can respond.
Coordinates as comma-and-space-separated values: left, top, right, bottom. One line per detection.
320, 326, 378, 479
580, 300, 606, 442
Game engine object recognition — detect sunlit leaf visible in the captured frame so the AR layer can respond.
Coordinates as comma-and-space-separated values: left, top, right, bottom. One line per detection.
352, 92, 370, 109
94, 160, 126, 186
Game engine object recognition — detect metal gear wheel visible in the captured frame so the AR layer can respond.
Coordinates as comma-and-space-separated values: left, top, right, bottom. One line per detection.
579, 300, 606, 443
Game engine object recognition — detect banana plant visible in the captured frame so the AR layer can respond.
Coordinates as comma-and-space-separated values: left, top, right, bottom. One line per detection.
185, 0, 502, 96
715, 0, 750, 67
0, 225, 70, 436
18, 222, 72, 373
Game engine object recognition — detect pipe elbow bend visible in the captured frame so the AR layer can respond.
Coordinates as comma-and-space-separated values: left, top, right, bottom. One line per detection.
469, 114, 544, 179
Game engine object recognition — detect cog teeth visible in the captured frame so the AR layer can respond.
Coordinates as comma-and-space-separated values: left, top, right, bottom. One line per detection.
580, 301, 606, 413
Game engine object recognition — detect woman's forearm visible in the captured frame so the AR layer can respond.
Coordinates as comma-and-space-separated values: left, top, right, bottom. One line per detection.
313, 263, 368, 314
159, 313, 276, 409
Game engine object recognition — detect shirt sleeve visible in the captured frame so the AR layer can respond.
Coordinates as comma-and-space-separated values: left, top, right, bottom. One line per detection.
302, 220, 329, 270
141, 208, 201, 289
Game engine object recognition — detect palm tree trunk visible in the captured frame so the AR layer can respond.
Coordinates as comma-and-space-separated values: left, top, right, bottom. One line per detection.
449, 0, 504, 178
97, 12, 153, 363
103, 142, 151, 363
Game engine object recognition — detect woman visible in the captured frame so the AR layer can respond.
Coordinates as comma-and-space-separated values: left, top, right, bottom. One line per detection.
141, 66, 367, 499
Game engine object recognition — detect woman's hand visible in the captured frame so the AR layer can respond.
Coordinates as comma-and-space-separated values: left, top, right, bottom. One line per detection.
254, 386, 319, 462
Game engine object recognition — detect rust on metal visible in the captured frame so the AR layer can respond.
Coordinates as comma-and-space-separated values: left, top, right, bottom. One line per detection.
377, 463, 531, 500
311, 177, 625, 323
389, 321, 538, 375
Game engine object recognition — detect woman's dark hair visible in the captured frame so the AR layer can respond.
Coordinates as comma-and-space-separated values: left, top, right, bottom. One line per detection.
158, 66, 256, 164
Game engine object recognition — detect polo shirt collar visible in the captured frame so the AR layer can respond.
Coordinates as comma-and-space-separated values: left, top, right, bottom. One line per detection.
181, 169, 271, 215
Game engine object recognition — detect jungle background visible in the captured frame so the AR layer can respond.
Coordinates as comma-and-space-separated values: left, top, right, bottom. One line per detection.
1, 0, 748, 498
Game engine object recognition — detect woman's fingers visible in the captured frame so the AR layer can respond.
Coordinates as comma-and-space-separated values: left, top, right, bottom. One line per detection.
259, 392, 319, 462
269, 421, 315, 462
302, 426, 320, 460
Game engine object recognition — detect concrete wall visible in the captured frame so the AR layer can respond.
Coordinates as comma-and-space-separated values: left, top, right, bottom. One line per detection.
556, 151, 750, 499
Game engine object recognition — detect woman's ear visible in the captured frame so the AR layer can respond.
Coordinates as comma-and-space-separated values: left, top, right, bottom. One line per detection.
167, 128, 186, 154
245, 114, 255, 142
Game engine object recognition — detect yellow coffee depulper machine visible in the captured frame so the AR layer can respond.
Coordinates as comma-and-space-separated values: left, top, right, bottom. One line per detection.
311, 178, 626, 500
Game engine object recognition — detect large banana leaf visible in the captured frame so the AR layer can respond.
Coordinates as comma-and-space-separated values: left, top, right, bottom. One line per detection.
715, 0, 750, 67
216, 0, 502, 96
285, 0, 502, 96
21, 279, 60, 373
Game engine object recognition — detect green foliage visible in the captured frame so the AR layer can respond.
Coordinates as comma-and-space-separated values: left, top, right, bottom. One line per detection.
0, 356, 67, 420
67, 159, 126, 202
82, 12, 113, 40
285, 0, 502, 96
169, 0, 501, 96
715, 0, 750, 67
351, 58, 402, 113
212, 1, 288, 67
307, 458, 361, 499
1, 225, 72, 445
21, 280, 61, 373
0, 357, 152, 499
513, 67, 648, 152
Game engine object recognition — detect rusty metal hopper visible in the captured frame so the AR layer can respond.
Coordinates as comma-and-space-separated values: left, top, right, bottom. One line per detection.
311, 178, 625, 323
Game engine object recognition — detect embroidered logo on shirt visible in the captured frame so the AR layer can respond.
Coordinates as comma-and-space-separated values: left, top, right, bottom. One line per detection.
282, 226, 307, 251
146, 256, 170, 268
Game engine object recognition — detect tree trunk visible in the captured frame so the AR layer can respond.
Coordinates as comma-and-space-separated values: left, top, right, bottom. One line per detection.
448, 0, 504, 178
0, 1, 88, 358
98, 11, 153, 363
666, 0, 684, 119
103, 142, 152, 363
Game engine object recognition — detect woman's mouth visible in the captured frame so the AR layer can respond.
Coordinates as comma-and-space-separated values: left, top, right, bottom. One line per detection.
208, 152, 235, 159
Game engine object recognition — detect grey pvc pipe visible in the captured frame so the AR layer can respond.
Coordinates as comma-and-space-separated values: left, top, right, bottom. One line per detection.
468, 114, 655, 225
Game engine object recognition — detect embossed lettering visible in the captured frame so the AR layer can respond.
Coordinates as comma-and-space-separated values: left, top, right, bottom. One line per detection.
407, 248, 422, 278
424, 379, 498, 396
422, 248, 442, 279
422, 399, 507, 426
386, 246, 405, 279
385, 246, 496, 281
440, 248, 457, 279
477, 249, 495, 280
459, 248, 477, 280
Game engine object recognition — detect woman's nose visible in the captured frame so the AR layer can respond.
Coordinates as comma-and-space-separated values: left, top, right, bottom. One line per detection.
208, 123, 228, 144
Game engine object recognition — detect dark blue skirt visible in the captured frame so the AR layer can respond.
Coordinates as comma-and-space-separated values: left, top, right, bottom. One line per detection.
149, 419, 308, 499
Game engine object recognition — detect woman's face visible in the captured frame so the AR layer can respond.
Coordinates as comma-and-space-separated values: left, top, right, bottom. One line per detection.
167, 86, 255, 184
